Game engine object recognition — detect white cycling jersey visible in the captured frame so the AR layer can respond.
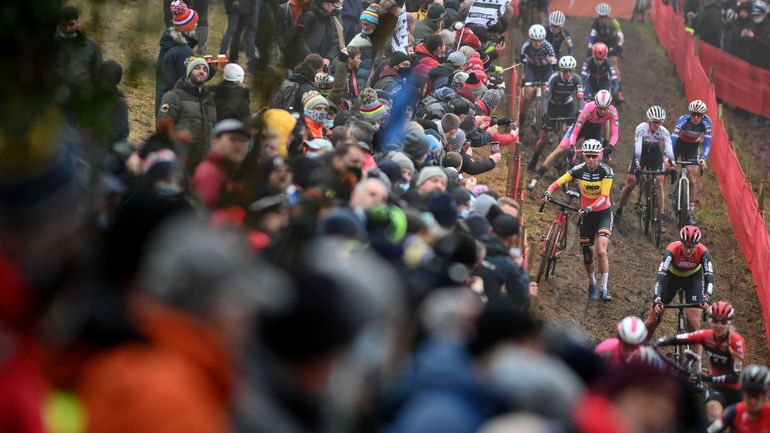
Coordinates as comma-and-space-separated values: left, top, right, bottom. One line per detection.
634, 122, 674, 165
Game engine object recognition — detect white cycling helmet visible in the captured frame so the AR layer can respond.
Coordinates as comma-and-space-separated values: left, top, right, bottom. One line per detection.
646, 105, 666, 122
594, 89, 612, 109
528, 24, 547, 41
548, 10, 566, 27
582, 138, 603, 155
596, 2, 611, 16
617, 316, 648, 345
558, 55, 577, 71
688, 99, 707, 114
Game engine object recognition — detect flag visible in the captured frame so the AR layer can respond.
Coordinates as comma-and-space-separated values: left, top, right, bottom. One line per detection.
391, 2, 408, 54
465, 0, 509, 26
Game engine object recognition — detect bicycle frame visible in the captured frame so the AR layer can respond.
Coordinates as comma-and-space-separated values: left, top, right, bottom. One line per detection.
659, 289, 702, 367
635, 169, 671, 246
674, 159, 700, 228
536, 191, 580, 283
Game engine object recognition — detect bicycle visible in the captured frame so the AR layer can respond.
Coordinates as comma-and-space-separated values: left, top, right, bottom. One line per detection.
634, 169, 672, 247
551, 116, 578, 176
522, 81, 549, 137
655, 288, 702, 368
518, 0, 542, 37
536, 189, 581, 283
672, 159, 702, 229
654, 346, 705, 391
631, 0, 651, 23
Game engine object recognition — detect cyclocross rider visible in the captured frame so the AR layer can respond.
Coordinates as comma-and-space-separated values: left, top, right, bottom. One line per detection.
528, 55, 584, 171
580, 42, 619, 102
588, 3, 625, 102
656, 301, 747, 423
518, 24, 557, 134
529, 89, 618, 190
542, 139, 614, 301
671, 99, 712, 225
644, 225, 714, 338
595, 316, 663, 368
615, 105, 675, 222
708, 365, 770, 433
545, 10, 574, 59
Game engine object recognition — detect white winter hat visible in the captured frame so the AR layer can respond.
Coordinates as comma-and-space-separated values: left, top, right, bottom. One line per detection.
223, 63, 245, 84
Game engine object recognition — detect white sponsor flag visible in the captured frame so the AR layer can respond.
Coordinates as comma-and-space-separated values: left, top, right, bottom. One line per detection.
391, 2, 409, 53
465, 0, 508, 26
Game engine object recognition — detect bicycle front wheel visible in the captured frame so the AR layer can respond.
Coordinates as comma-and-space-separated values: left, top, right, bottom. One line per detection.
650, 182, 662, 246
639, 179, 651, 235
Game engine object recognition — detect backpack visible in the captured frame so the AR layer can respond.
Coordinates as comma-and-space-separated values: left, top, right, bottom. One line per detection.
270, 80, 301, 112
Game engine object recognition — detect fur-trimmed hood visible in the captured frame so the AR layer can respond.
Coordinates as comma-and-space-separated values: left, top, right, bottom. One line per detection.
160, 27, 196, 50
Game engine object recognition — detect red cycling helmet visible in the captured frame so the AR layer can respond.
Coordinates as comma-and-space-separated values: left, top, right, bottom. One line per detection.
710, 301, 735, 320
679, 225, 701, 246
592, 42, 608, 60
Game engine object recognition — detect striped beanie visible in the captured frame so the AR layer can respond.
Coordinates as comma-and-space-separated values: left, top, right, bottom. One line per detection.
302, 91, 329, 111
360, 4, 380, 24
170, 0, 199, 33
360, 99, 388, 121
185, 57, 209, 78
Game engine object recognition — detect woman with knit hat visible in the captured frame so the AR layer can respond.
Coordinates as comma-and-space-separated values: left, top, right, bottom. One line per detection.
328, 46, 362, 108
357, 88, 390, 134
348, 4, 380, 88
302, 91, 331, 139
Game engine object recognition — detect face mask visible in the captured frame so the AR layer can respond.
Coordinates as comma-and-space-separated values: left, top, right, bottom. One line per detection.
459, 208, 470, 218
362, 27, 375, 35
399, 68, 410, 78
347, 166, 363, 180
304, 109, 328, 125
370, 122, 381, 131
305, 151, 321, 159
58, 30, 78, 39
326, 119, 334, 129
156, 182, 183, 196
753, 14, 766, 23
399, 182, 410, 192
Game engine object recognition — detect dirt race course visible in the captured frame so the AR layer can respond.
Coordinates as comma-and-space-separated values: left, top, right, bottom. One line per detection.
76, 1, 768, 363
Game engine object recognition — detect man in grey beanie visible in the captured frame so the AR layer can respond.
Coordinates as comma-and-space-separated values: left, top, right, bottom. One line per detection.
415, 166, 448, 196
401, 130, 430, 166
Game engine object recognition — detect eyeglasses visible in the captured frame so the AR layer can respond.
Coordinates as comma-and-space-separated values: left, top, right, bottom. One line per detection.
650, 121, 663, 125
691, 112, 704, 118
683, 242, 698, 249
584, 154, 599, 159
711, 318, 730, 325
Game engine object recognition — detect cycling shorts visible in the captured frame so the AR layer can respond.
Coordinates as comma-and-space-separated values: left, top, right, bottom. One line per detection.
580, 209, 613, 246
660, 268, 704, 304
674, 142, 699, 162
608, 44, 623, 58
524, 65, 553, 85
559, 121, 602, 148
627, 152, 664, 174
705, 386, 742, 408
543, 103, 575, 132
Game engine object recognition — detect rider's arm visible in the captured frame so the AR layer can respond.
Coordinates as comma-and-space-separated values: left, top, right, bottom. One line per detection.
587, 24, 597, 48
702, 249, 714, 298
670, 116, 686, 151
633, 124, 645, 165
656, 329, 707, 346
611, 19, 625, 46
701, 116, 713, 159
565, 29, 574, 55
608, 108, 620, 147
568, 105, 591, 144
546, 42, 557, 65
608, 61, 620, 94
574, 75, 585, 108
662, 127, 675, 163
710, 333, 747, 385
546, 170, 575, 194
653, 250, 675, 298
580, 58, 590, 81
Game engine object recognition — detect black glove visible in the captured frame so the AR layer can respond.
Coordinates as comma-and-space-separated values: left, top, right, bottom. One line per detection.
603, 145, 613, 158
701, 374, 713, 383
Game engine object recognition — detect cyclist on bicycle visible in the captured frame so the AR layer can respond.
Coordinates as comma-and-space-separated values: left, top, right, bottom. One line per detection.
529, 89, 618, 190
520, 0, 551, 29
580, 42, 619, 102
615, 105, 675, 222
656, 301, 746, 423
518, 24, 557, 134
708, 365, 770, 432
528, 55, 584, 171
595, 316, 664, 368
545, 10, 574, 59
671, 99, 712, 225
644, 225, 714, 337
542, 139, 614, 301
588, 3, 625, 102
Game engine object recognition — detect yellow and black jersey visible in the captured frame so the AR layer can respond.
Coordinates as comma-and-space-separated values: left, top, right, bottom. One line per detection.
548, 162, 614, 211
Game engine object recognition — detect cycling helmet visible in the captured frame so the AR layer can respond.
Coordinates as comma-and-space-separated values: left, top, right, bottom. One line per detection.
548, 10, 566, 27
558, 55, 577, 71
679, 225, 701, 246
528, 24, 547, 41
582, 138, 603, 155
646, 105, 666, 122
709, 301, 736, 321
753, 0, 768, 17
617, 316, 648, 345
592, 42, 608, 60
688, 99, 707, 114
596, 2, 611, 16
594, 89, 612, 109
741, 365, 770, 392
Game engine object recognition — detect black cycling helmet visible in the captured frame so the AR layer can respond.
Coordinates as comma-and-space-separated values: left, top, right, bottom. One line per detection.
740, 365, 770, 392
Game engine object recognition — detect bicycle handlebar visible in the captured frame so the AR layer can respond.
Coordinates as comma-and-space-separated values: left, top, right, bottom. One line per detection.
636, 169, 673, 176
675, 159, 704, 175
661, 302, 703, 309
539, 198, 581, 213
523, 81, 549, 87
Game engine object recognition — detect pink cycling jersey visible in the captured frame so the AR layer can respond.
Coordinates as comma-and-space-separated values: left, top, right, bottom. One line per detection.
559, 101, 619, 148
595, 338, 640, 368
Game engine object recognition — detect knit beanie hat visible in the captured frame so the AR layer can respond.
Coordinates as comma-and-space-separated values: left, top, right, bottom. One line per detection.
303, 91, 329, 111
481, 89, 502, 112
402, 130, 430, 161
427, 3, 446, 20
358, 88, 388, 121
223, 63, 245, 84
262, 109, 297, 157
185, 57, 209, 78
453, 71, 470, 87
427, 193, 458, 228
389, 51, 411, 67
170, 0, 199, 32
447, 128, 466, 153
415, 166, 448, 189
464, 72, 482, 89
388, 151, 415, 174
360, 4, 380, 24
447, 51, 468, 68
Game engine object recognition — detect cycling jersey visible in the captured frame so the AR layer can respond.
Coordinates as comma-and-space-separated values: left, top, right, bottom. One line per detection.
580, 57, 619, 95
545, 26, 574, 58
547, 161, 613, 211
668, 329, 746, 390
655, 241, 714, 295
521, 40, 557, 67
588, 18, 625, 49
547, 71, 584, 107
594, 338, 661, 368
634, 122, 674, 167
709, 402, 770, 433
564, 101, 619, 148
671, 114, 713, 159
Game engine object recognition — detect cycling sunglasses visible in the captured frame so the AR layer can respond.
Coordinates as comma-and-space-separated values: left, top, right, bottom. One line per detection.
583, 154, 600, 159
711, 318, 730, 325
690, 112, 704, 118
682, 242, 698, 249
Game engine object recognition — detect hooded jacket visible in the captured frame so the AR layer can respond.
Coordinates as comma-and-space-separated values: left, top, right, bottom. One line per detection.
212, 81, 250, 122
348, 32, 375, 87
412, 42, 441, 76
412, 17, 441, 43
55, 29, 103, 88
724, 10, 755, 62
158, 78, 217, 170
155, 28, 196, 112
475, 237, 529, 308
298, 2, 341, 62
374, 65, 406, 95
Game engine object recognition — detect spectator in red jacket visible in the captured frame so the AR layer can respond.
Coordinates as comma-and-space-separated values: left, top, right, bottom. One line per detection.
192, 119, 252, 208
413, 34, 446, 76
